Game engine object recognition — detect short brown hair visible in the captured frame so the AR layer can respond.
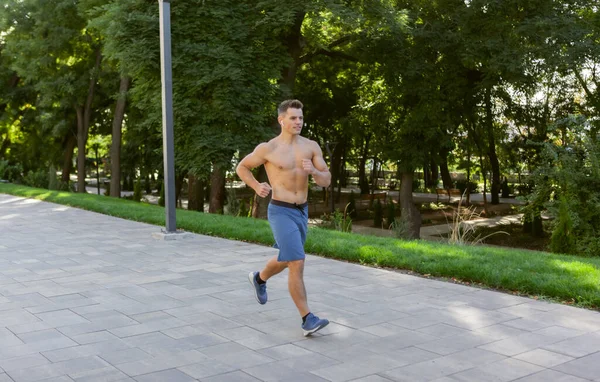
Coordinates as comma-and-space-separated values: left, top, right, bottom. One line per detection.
278, 99, 303, 115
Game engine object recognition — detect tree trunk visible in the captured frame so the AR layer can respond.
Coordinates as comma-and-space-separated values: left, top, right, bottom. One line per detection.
110, 76, 131, 198
75, 107, 86, 193
399, 171, 421, 239
251, 166, 270, 218
76, 48, 102, 193
340, 144, 347, 188
280, 10, 307, 97
62, 133, 77, 183
466, 149, 471, 206
430, 159, 439, 188
187, 173, 205, 212
439, 149, 453, 188
0, 135, 10, 158
485, 86, 500, 204
209, 164, 226, 214
370, 158, 379, 193
358, 134, 371, 194
423, 160, 431, 188
479, 155, 489, 217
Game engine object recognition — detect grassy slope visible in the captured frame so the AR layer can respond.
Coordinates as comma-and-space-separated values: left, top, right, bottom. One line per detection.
2, 183, 599, 309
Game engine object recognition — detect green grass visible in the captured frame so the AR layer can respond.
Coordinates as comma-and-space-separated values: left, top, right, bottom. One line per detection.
2, 182, 600, 310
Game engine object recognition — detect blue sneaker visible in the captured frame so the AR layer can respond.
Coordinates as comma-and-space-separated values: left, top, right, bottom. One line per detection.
302, 313, 329, 336
248, 271, 267, 305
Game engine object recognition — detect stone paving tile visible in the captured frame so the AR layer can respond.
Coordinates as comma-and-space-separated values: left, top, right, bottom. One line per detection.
98, 348, 153, 366
478, 332, 562, 356
448, 358, 544, 381
256, 343, 315, 361
41, 339, 132, 362
133, 369, 196, 382
176, 361, 238, 380
200, 371, 262, 382
543, 332, 600, 358
6, 356, 109, 382
115, 350, 207, 377
0, 337, 78, 360
512, 369, 591, 382
69, 365, 129, 382
0, 328, 24, 347
311, 353, 407, 382
209, 349, 275, 369
2, 194, 600, 382
349, 376, 395, 382
513, 349, 575, 368
553, 351, 600, 381
244, 362, 330, 382
416, 331, 499, 355
69, 331, 119, 345
0, 354, 52, 373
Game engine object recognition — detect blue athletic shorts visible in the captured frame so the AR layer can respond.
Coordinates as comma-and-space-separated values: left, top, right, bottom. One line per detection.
268, 200, 308, 262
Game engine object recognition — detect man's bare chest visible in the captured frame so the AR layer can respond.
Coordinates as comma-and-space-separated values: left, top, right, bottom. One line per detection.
266, 146, 312, 171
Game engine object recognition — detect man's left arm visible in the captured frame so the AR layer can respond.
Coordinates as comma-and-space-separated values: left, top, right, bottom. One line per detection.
302, 142, 331, 187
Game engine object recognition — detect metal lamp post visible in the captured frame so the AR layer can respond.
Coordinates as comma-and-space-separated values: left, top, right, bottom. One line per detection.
159, 0, 176, 233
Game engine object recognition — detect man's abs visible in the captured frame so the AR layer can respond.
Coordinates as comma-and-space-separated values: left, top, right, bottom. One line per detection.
265, 165, 309, 204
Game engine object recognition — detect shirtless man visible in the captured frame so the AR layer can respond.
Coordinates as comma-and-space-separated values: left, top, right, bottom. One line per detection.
236, 99, 331, 336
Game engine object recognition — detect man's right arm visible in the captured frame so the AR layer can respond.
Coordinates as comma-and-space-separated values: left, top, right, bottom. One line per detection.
236, 143, 272, 198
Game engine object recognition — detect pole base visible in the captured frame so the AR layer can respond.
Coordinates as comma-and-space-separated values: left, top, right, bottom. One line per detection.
152, 229, 193, 241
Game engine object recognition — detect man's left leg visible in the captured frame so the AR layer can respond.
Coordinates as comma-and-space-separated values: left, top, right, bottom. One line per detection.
287, 259, 309, 317
288, 259, 328, 336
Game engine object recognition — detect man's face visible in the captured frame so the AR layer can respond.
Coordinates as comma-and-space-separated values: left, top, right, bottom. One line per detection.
279, 108, 304, 135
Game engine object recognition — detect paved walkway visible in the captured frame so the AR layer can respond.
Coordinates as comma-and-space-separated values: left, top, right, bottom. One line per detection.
1, 194, 599, 382
352, 214, 524, 242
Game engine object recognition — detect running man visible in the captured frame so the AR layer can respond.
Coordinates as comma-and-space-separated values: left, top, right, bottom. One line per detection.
236, 99, 331, 336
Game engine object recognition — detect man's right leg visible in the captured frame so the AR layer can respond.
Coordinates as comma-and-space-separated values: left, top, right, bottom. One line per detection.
249, 255, 287, 305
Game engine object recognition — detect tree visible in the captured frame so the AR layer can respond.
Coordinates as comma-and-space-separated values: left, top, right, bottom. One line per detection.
3, 0, 104, 192
527, 116, 600, 255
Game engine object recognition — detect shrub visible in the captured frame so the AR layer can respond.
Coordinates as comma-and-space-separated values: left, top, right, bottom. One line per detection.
455, 179, 479, 194
158, 184, 165, 206
412, 178, 420, 192
48, 166, 59, 190
373, 198, 383, 228
385, 198, 396, 229
389, 214, 413, 239
238, 198, 250, 217
347, 190, 357, 218
319, 205, 352, 233
225, 187, 241, 216
525, 115, 600, 256
1, 162, 23, 182
23, 169, 49, 189
0, 160, 8, 179
501, 179, 510, 198
549, 196, 575, 254
516, 183, 534, 196
133, 179, 142, 202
